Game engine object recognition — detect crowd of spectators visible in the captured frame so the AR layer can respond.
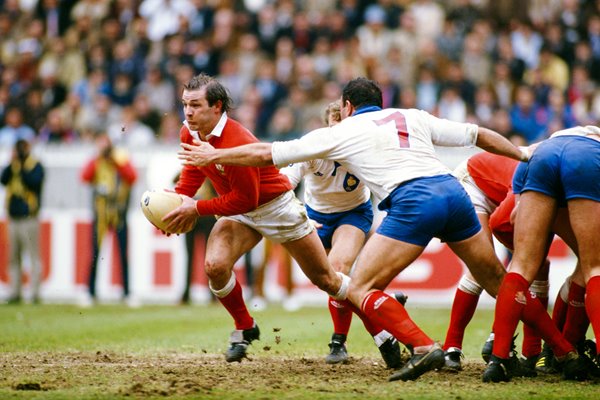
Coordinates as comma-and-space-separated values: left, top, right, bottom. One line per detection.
1, 0, 600, 149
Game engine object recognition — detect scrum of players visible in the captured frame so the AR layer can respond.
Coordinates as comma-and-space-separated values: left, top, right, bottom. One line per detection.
165, 73, 599, 383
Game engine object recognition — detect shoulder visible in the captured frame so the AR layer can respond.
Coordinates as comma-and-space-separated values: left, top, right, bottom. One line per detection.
222, 119, 259, 146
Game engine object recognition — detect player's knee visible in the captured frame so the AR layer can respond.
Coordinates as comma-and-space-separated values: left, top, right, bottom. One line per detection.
204, 258, 230, 282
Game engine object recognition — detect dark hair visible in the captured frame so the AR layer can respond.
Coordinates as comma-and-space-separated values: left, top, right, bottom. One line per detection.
342, 77, 383, 109
184, 73, 233, 113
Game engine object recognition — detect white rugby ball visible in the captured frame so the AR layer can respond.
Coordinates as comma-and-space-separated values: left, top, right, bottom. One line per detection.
140, 190, 184, 233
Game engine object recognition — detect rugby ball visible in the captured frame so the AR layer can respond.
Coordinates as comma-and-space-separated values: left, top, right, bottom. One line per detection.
140, 190, 184, 233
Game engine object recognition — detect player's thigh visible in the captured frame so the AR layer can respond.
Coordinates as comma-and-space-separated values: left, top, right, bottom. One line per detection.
567, 198, 600, 282
328, 224, 367, 274
282, 229, 334, 288
552, 207, 578, 257
349, 233, 424, 304
206, 218, 262, 270
447, 229, 504, 297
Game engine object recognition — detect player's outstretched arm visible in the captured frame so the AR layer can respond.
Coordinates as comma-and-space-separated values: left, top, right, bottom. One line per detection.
179, 141, 274, 167
476, 127, 529, 162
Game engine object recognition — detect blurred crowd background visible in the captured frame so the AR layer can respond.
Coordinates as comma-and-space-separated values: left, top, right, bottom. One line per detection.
1, 0, 600, 149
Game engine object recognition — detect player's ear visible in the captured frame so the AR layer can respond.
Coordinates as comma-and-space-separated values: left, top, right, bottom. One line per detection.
214, 100, 223, 113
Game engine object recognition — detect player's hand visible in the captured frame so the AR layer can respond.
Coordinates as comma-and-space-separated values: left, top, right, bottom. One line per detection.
162, 195, 198, 234
178, 140, 216, 167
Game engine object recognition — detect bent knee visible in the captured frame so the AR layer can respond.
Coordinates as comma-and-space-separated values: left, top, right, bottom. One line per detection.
204, 258, 232, 282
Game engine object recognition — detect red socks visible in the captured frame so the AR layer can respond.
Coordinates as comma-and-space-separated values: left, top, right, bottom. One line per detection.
492, 273, 528, 358
552, 288, 569, 332
361, 290, 433, 348
521, 288, 548, 358
585, 276, 600, 354
217, 280, 254, 330
562, 281, 589, 346
443, 288, 479, 350
329, 297, 353, 335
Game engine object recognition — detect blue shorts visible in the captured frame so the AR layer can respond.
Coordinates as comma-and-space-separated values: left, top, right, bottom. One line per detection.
306, 200, 373, 249
512, 161, 528, 194
523, 135, 600, 203
376, 174, 481, 246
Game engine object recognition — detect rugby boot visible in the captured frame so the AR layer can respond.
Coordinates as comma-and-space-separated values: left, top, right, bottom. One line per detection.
225, 323, 260, 362
557, 351, 588, 381
444, 347, 464, 371
481, 332, 494, 363
576, 339, 600, 378
535, 343, 559, 374
518, 355, 539, 377
325, 333, 349, 364
378, 337, 404, 369
482, 355, 513, 383
389, 342, 444, 381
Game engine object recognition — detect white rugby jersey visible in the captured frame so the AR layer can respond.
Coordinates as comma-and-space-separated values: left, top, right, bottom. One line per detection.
280, 159, 370, 213
550, 125, 600, 138
272, 108, 478, 200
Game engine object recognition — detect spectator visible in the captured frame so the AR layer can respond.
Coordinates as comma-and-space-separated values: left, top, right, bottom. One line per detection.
138, 0, 194, 42
509, 84, 547, 143
77, 92, 122, 141
473, 85, 498, 126
0, 107, 36, 147
437, 86, 467, 122
264, 105, 300, 142
108, 105, 156, 147
415, 64, 439, 113
530, 44, 570, 92
131, 92, 162, 133
356, 4, 393, 71
38, 107, 77, 143
22, 87, 48, 133
510, 18, 544, 69
1, 139, 44, 304
80, 132, 137, 306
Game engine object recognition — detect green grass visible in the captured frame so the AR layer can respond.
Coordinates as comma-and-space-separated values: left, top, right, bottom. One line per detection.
0, 304, 597, 399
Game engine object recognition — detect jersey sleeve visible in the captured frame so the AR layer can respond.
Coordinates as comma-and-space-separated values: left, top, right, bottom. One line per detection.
175, 165, 206, 198
272, 128, 336, 168
421, 110, 479, 147
278, 161, 315, 189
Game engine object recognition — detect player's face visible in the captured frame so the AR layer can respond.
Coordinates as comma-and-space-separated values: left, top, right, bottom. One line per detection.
182, 88, 221, 137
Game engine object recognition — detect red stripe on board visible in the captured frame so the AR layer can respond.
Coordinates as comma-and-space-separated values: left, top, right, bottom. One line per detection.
75, 222, 92, 285
111, 232, 123, 286
41, 221, 51, 281
154, 251, 172, 285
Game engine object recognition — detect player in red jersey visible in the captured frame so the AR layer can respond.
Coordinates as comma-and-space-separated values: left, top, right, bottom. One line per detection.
483, 128, 600, 382
442, 152, 550, 371
160, 74, 352, 363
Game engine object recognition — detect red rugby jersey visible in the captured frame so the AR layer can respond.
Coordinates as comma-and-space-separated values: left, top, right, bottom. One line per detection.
175, 116, 292, 216
466, 152, 519, 205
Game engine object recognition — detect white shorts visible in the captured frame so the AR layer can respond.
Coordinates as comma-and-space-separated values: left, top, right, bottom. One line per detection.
222, 190, 314, 243
453, 160, 497, 216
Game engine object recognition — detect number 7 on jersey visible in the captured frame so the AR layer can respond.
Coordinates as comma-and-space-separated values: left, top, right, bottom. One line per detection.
374, 111, 410, 148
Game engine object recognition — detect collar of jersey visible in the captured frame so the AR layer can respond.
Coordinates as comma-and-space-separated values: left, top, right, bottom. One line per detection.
352, 106, 382, 116
182, 112, 228, 142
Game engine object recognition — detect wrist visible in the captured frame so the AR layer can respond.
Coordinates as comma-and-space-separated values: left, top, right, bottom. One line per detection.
519, 149, 529, 162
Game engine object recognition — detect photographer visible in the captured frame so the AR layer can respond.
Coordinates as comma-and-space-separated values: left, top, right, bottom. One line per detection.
1, 139, 45, 304
80, 132, 137, 306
